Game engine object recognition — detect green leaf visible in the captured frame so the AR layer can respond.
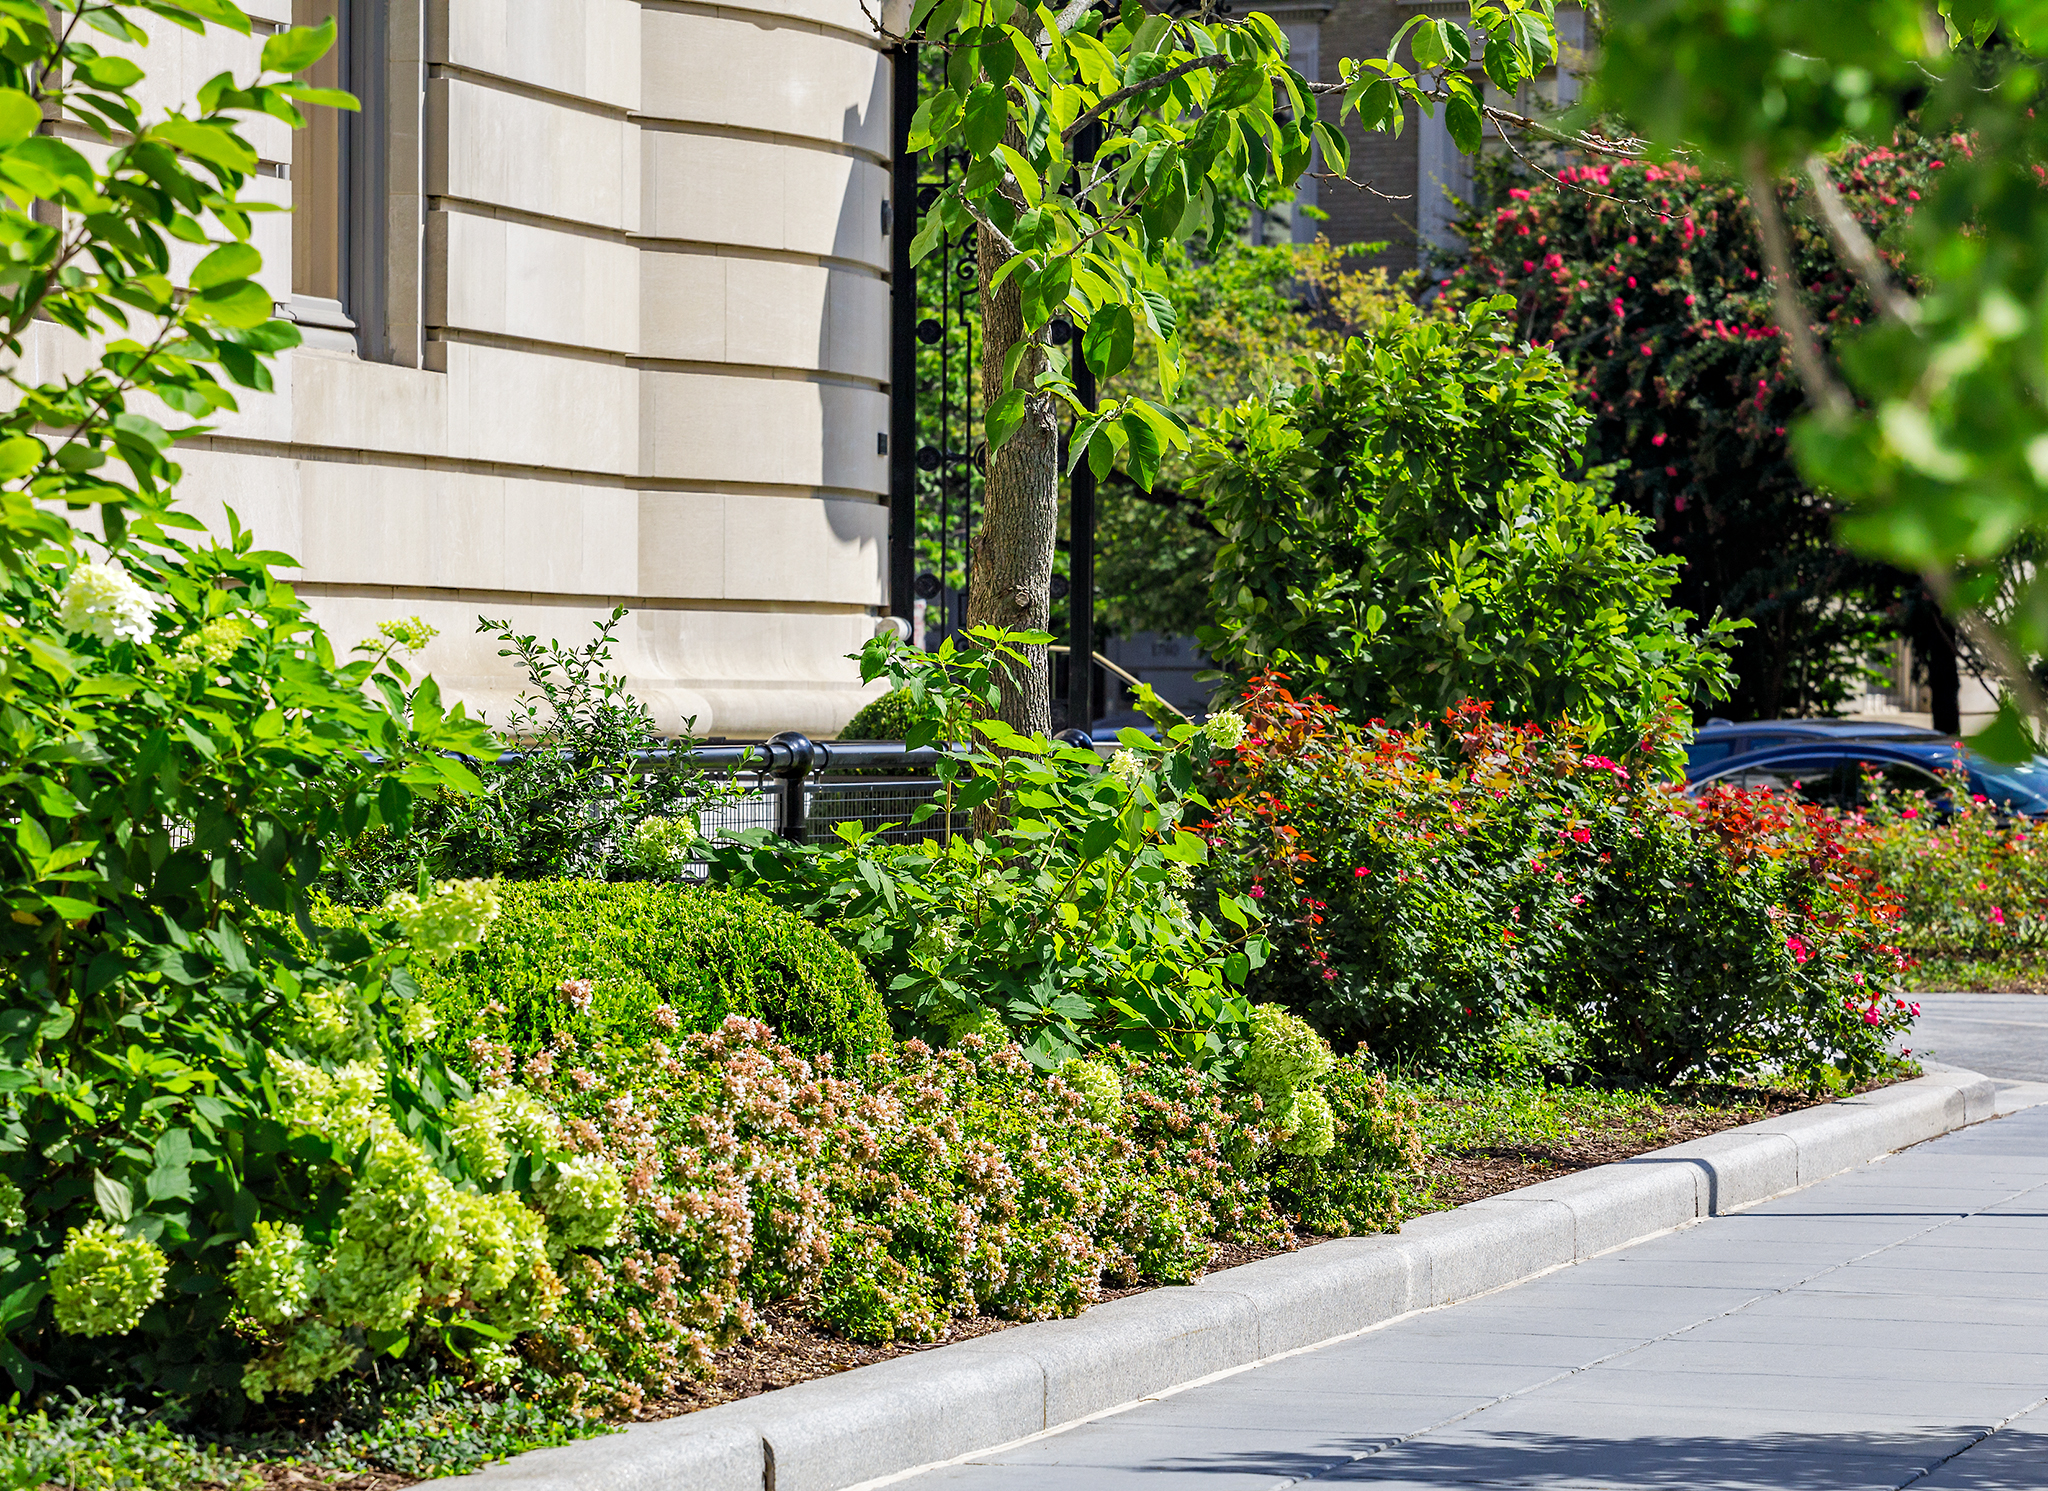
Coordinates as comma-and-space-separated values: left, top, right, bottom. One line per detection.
1967, 698, 2037, 764
0, 88, 39, 149
152, 119, 258, 174
93, 1171, 133, 1223
1082, 304, 1135, 380
964, 83, 1008, 157
986, 388, 1029, 450
0, 435, 41, 480
275, 83, 359, 111
1312, 119, 1350, 178
191, 242, 262, 290
1208, 60, 1267, 113
1444, 87, 1482, 154
262, 18, 336, 74
1121, 408, 1161, 491
907, 88, 962, 152
194, 280, 274, 327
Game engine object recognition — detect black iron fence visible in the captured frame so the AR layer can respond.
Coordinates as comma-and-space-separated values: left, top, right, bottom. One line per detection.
483, 730, 1100, 852
681, 735, 968, 847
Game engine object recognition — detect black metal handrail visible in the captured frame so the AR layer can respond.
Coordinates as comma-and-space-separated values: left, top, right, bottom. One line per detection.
478, 730, 1094, 842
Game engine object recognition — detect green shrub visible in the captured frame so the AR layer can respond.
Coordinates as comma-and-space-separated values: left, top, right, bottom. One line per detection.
1204, 677, 1912, 1086
321, 612, 747, 899
411, 880, 891, 1071
1192, 297, 1739, 772
839, 687, 920, 740
709, 629, 1269, 1068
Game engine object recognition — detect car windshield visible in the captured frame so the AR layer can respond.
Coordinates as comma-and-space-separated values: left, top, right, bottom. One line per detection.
1969, 754, 2048, 814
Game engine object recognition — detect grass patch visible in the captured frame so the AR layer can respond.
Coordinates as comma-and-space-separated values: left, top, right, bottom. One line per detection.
1904, 949, 2048, 993
1378, 1074, 1890, 1217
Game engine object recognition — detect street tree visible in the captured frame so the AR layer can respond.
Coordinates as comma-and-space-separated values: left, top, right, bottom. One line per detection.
883, 0, 1576, 732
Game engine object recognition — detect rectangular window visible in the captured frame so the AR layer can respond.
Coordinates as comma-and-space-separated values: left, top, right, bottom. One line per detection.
289, 0, 388, 357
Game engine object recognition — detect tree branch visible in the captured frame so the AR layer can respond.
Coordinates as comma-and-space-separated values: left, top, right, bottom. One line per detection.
1061, 55, 1227, 143
1803, 155, 1920, 326
1302, 78, 1652, 162
1743, 150, 1853, 418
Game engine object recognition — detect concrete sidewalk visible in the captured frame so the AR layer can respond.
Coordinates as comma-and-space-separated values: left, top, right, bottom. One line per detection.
891, 1103, 2048, 1491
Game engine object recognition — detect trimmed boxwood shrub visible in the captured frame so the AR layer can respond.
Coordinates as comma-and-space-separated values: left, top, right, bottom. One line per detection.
411, 880, 891, 1069
838, 687, 917, 740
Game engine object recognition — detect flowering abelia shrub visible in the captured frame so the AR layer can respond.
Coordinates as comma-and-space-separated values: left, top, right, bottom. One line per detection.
452, 1014, 1305, 1414
1203, 674, 1908, 1085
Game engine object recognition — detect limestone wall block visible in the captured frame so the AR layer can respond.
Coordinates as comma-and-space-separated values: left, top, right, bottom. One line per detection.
431, 210, 641, 354
431, 77, 638, 231
640, 132, 886, 270
640, 370, 886, 494
436, 0, 639, 112
640, 7, 889, 156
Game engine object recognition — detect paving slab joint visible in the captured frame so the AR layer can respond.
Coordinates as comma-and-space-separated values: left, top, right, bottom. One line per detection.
425, 1065, 2002, 1491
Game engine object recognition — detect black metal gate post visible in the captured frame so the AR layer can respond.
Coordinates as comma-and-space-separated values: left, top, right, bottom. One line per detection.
767, 731, 817, 841
1067, 355, 1096, 735
888, 43, 920, 625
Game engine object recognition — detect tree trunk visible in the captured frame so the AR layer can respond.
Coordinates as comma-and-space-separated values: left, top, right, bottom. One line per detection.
1912, 592, 1962, 735
967, 222, 1059, 738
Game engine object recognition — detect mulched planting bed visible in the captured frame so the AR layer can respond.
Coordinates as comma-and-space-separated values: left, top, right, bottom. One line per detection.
210, 1074, 1906, 1489
625, 1077, 1884, 1422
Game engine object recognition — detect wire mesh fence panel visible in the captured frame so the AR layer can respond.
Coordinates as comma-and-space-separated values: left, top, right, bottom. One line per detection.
695, 781, 779, 844
806, 776, 965, 845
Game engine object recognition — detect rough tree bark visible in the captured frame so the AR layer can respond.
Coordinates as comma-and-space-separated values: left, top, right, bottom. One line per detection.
966, 220, 1059, 738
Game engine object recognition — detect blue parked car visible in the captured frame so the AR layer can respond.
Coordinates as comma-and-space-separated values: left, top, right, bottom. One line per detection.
1684, 733, 2048, 817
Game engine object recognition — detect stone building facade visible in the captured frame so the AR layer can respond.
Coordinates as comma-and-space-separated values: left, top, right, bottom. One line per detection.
150, 0, 899, 739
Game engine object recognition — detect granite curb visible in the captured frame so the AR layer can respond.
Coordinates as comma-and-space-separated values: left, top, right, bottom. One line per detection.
431, 1065, 2010, 1491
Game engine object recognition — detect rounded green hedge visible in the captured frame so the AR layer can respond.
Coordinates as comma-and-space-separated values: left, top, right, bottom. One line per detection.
838, 688, 918, 740
411, 880, 890, 1070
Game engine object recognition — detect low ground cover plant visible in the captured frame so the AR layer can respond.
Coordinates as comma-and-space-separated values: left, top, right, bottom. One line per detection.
1203, 674, 1911, 1085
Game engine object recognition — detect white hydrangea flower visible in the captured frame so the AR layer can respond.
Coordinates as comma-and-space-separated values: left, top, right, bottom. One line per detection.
625, 815, 699, 873
376, 616, 439, 653
538, 1154, 627, 1250
1203, 710, 1248, 750
1108, 749, 1146, 788
48, 1221, 167, 1337
399, 999, 439, 1044
228, 1220, 315, 1326
384, 878, 501, 959
57, 561, 158, 646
